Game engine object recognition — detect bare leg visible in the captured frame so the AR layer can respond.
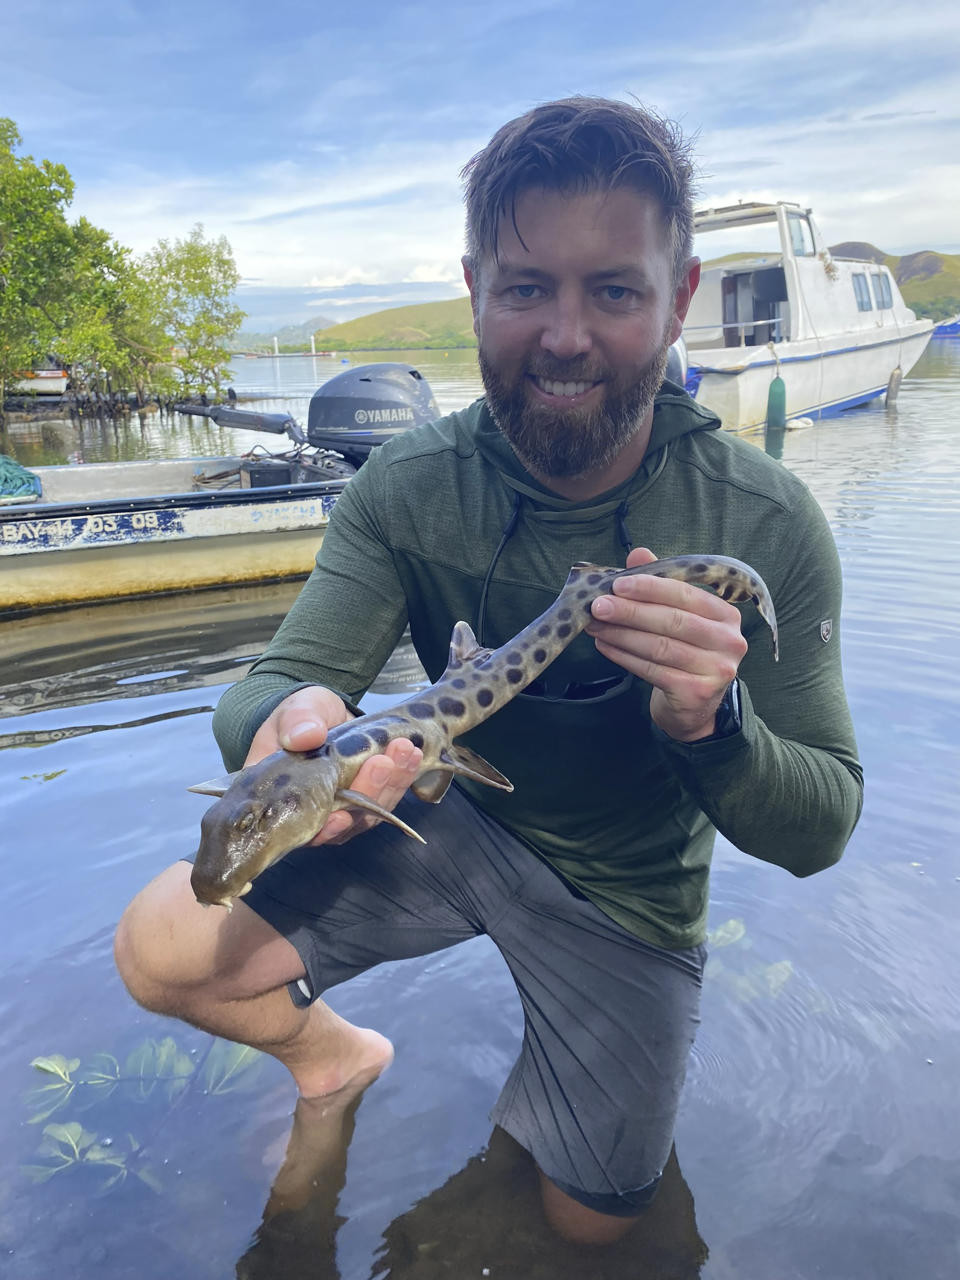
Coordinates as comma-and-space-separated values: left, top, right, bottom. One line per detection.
114, 861, 392, 1098
538, 1170, 639, 1246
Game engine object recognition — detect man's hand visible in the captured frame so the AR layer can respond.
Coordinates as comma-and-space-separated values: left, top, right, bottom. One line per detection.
245, 686, 422, 844
585, 547, 748, 742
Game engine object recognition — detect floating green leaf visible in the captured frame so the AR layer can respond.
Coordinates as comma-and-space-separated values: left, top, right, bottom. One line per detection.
764, 960, 794, 996
77, 1052, 121, 1108
123, 1036, 194, 1102
30, 1054, 80, 1082
707, 918, 746, 948
22, 1123, 160, 1194
26, 1056, 80, 1123
202, 1040, 263, 1095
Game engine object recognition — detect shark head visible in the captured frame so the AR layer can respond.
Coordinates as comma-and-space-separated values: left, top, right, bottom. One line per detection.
190, 751, 339, 908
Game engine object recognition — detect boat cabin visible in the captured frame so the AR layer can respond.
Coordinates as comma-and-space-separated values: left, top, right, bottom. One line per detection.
685, 202, 914, 351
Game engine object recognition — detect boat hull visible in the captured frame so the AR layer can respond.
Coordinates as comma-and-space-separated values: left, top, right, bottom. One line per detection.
0, 473, 343, 613
689, 323, 932, 432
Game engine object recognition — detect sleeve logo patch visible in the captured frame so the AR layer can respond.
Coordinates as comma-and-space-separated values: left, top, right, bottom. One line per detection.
820, 619, 833, 643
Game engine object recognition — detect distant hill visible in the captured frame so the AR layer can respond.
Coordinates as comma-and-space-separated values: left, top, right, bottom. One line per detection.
231, 316, 335, 353
702, 243, 960, 323
828, 244, 960, 319
829, 241, 888, 265
312, 297, 476, 351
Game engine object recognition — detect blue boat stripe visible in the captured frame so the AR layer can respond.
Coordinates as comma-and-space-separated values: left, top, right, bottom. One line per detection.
690, 330, 927, 375
0, 479, 348, 526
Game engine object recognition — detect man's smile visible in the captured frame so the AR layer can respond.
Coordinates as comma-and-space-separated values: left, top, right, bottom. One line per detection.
528, 374, 602, 404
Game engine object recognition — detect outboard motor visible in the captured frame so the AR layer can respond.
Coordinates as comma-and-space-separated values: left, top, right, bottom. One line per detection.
307, 363, 440, 468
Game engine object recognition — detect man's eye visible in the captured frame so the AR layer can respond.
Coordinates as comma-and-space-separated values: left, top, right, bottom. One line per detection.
602, 285, 630, 302
511, 284, 541, 299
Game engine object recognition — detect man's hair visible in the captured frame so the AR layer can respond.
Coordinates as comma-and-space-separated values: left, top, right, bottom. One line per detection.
461, 96, 696, 286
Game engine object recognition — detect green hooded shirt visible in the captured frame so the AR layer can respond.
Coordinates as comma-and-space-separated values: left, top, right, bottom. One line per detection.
212, 386, 862, 949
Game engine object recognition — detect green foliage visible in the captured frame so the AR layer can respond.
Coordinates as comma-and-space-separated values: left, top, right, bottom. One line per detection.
0, 119, 75, 396
143, 224, 244, 396
22, 1123, 159, 1193
23, 1034, 263, 1194
706, 917, 746, 947
312, 296, 477, 351
0, 119, 245, 409
910, 296, 960, 322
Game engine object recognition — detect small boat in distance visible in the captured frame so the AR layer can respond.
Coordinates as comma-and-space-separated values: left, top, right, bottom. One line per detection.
12, 366, 70, 395
683, 202, 933, 432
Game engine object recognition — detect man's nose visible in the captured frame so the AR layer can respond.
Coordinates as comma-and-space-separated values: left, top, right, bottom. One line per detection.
540, 292, 592, 360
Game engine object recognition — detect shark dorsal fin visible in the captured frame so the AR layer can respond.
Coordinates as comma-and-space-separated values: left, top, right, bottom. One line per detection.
445, 621, 492, 671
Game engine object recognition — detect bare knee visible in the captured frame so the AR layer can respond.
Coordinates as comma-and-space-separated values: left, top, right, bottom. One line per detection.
114, 863, 199, 1014
114, 860, 303, 1017
538, 1171, 639, 1246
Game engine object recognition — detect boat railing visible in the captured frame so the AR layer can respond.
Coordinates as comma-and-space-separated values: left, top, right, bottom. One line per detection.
684, 318, 785, 348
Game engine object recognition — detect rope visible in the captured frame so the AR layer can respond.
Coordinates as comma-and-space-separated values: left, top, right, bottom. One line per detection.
0, 454, 42, 500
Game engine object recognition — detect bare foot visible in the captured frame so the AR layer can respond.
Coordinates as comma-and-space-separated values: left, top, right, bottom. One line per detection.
291, 1015, 394, 1100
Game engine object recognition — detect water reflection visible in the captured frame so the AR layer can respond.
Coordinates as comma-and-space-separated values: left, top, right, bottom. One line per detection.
2, 340, 960, 1278
239, 1102, 707, 1280
0, 350, 483, 467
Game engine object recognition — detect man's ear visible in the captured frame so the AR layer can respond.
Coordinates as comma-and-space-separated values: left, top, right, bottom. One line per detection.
462, 255, 481, 339
668, 257, 700, 344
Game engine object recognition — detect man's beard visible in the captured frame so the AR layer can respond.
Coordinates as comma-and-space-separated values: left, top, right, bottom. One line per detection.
479, 334, 672, 481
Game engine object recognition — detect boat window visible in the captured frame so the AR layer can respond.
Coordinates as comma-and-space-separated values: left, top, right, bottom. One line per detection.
852, 273, 873, 312
871, 272, 893, 309
787, 214, 816, 257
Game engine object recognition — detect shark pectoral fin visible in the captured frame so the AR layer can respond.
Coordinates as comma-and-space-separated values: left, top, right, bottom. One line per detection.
334, 789, 427, 843
411, 769, 454, 804
187, 771, 239, 797
439, 745, 513, 792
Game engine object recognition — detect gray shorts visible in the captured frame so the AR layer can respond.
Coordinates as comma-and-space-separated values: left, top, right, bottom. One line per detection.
241, 784, 705, 1216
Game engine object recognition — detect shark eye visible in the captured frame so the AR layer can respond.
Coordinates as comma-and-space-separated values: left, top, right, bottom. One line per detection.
237, 810, 258, 832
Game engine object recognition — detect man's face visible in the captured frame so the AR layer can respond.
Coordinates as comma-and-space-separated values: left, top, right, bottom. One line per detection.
464, 186, 697, 481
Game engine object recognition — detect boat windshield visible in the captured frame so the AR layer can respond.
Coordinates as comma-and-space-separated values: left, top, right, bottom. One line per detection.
695, 220, 783, 265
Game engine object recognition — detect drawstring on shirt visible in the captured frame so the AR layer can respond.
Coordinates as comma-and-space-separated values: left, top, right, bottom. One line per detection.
476, 490, 523, 647
615, 500, 632, 555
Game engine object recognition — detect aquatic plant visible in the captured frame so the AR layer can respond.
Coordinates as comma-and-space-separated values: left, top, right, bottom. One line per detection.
23, 1035, 263, 1192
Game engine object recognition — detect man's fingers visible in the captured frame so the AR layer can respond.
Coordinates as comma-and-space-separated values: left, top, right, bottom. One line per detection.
588, 593, 745, 665
316, 739, 422, 846
245, 687, 347, 766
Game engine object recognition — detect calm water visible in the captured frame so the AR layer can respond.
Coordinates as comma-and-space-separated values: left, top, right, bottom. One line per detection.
0, 350, 485, 467
1, 343, 959, 1279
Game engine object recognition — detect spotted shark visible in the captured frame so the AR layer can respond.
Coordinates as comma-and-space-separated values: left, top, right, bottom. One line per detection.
188, 555, 778, 908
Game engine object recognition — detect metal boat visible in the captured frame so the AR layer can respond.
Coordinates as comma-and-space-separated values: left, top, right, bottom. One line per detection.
0, 363, 439, 614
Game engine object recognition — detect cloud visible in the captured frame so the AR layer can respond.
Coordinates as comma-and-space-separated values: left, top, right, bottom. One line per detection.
3, 0, 958, 293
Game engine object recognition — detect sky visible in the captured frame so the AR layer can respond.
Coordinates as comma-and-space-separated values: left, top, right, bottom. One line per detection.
5, 0, 960, 328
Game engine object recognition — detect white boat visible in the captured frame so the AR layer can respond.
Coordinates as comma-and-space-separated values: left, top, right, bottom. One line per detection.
12, 368, 70, 395
0, 455, 348, 614
683, 202, 933, 432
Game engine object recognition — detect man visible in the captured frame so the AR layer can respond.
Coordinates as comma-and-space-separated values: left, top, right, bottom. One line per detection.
115, 97, 862, 1246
